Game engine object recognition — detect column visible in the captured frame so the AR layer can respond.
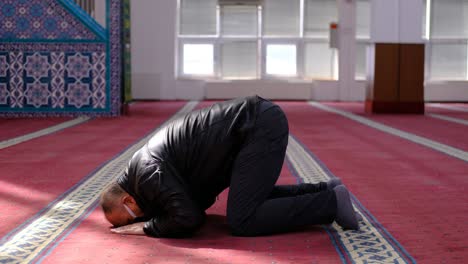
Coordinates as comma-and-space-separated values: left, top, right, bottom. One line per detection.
366, 0, 425, 114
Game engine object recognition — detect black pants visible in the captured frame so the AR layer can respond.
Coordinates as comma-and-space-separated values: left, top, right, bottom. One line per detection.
226, 99, 337, 236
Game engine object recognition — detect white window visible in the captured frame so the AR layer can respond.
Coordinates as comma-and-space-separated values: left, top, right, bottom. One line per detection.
177, 0, 338, 80
426, 0, 468, 80
304, 0, 337, 37
429, 43, 467, 80
266, 44, 297, 76
221, 41, 258, 79
431, 0, 468, 39
179, 0, 217, 35
263, 0, 301, 36
355, 0, 370, 39
355, 0, 370, 80
305, 42, 338, 79
182, 44, 214, 75
303, 0, 338, 80
221, 6, 258, 36
355, 42, 367, 80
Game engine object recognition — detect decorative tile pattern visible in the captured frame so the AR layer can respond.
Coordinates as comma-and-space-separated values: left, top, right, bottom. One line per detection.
9, 52, 24, 108
0, 83, 8, 105
286, 135, 415, 264
0, 54, 8, 77
50, 52, 66, 108
66, 81, 91, 108
66, 53, 91, 80
0, 102, 199, 264
109, 0, 122, 114
25, 81, 51, 108
0, 0, 98, 40
92, 52, 106, 109
0, 0, 120, 117
0, 51, 106, 110
0, 53, 8, 105
25, 53, 50, 80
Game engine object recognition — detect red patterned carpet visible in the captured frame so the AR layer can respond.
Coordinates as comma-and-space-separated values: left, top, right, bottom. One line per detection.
327, 102, 468, 150
0, 117, 72, 141
427, 105, 468, 121
0, 101, 467, 263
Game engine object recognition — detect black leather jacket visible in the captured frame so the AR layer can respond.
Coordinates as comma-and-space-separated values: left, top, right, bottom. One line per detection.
118, 95, 260, 237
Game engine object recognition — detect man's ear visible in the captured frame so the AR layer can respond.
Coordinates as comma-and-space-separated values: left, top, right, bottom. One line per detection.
122, 194, 136, 205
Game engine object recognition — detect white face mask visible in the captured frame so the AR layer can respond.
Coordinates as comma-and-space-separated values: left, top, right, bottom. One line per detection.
123, 204, 137, 219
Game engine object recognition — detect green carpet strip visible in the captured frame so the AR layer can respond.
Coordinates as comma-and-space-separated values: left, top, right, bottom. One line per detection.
0, 102, 198, 264
0, 116, 91, 150
309, 102, 468, 162
286, 135, 413, 264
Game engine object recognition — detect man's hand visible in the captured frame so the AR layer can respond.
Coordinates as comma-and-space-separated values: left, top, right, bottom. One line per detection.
110, 222, 146, 235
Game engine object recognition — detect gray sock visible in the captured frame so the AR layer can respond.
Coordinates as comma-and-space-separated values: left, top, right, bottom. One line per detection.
333, 185, 359, 230
326, 178, 342, 189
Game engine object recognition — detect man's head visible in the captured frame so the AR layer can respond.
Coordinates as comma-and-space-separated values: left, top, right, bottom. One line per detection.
100, 182, 142, 227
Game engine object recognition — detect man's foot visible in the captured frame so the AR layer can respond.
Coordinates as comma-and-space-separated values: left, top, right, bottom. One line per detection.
326, 178, 342, 189
333, 185, 360, 230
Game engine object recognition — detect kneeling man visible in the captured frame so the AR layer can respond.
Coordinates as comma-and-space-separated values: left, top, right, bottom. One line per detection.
100, 96, 359, 237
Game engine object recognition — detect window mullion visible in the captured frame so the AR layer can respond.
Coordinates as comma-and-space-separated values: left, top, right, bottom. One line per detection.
466, 40, 468, 80
259, 5, 264, 79
297, 39, 304, 79
216, 4, 221, 79
298, 0, 304, 79
425, 0, 432, 40
300, 0, 304, 38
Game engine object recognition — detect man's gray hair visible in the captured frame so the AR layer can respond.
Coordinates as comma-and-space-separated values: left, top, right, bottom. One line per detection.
100, 182, 126, 213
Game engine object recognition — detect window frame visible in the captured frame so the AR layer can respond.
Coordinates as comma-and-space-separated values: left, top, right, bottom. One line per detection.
425, 39, 468, 81
262, 39, 301, 79
176, 0, 339, 81
303, 38, 340, 80
424, 0, 468, 81
220, 38, 261, 80
178, 39, 218, 79
355, 38, 370, 80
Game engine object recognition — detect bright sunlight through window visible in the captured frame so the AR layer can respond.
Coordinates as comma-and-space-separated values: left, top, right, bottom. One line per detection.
183, 44, 214, 75
266, 44, 297, 76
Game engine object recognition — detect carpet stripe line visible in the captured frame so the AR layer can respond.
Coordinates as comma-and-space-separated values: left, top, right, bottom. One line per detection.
309, 102, 468, 163
428, 113, 468, 126
0, 101, 199, 264
428, 104, 468, 113
0, 116, 92, 150
286, 134, 415, 264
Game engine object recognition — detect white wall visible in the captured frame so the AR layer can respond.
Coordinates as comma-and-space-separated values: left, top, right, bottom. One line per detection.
131, 0, 177, 99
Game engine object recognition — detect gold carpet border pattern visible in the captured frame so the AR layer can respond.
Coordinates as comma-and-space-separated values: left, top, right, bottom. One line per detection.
0, 116, 91, 150
309, 102, 468, 162
0, 102, 198, 264
286, 135, 412, 264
